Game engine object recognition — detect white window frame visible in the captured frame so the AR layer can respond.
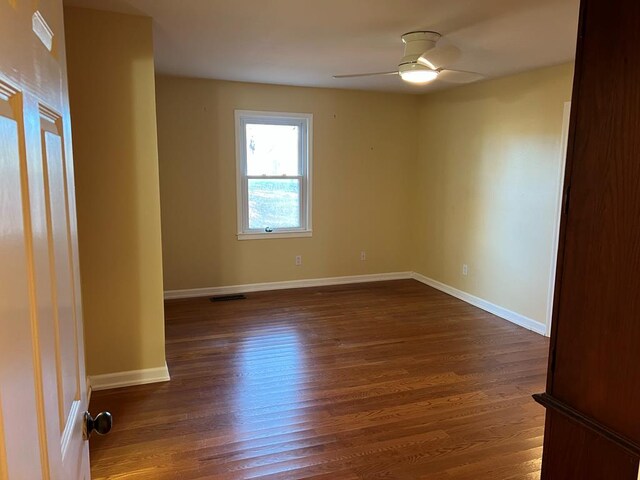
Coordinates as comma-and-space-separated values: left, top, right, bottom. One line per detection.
235, 110, 313, 240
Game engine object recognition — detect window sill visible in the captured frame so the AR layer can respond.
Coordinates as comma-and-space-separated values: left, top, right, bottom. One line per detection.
237, 231, 313, 240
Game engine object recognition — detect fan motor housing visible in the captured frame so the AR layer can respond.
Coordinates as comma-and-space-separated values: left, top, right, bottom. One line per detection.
401, 31, 441, 64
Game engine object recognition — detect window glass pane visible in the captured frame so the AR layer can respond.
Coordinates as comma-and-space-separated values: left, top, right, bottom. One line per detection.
248, 179, 301, 230
246, 123, 299, 176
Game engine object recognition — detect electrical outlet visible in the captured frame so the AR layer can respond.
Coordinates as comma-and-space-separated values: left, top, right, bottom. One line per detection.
295, 255, 302, 266
462, 264, 468, 276
360, 251, 366, 261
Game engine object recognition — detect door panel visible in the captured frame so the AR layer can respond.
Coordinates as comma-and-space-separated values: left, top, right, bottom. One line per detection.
0, 85, 46, 479
0, 1, 90, 478
41, 111, 81, 440
542, 410, 639, 479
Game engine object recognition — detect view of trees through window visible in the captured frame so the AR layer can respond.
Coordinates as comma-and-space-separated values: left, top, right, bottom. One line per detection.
247, 179, 300, 229
246, 123, 301, 230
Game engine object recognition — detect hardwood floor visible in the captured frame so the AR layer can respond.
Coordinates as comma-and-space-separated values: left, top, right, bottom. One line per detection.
89, 279, 549, 479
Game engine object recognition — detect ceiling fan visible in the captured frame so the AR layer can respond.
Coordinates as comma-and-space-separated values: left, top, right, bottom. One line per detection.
333, 31, 484, 85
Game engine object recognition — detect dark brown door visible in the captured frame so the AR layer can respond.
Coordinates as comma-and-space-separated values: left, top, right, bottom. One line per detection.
536, 0, 640, 477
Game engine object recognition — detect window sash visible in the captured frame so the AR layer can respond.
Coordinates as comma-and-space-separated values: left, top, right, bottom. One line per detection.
243, 176, 305, 232
245, 123, 302, 177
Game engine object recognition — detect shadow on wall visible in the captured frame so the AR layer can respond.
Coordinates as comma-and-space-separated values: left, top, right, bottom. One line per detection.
64, 7, 165, 377
155, 79, 224, 289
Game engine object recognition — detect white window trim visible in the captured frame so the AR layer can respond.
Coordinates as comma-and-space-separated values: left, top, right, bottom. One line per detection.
235, 110, 313, 240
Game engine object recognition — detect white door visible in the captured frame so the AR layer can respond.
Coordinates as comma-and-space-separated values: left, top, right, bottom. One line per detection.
0, 1, 90, 479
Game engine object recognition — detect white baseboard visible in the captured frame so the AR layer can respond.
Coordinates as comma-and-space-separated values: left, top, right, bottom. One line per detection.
411, 272, 547, 336
163, 272, 413, 300
88, 363, 171, 392
163, 271, 546, 336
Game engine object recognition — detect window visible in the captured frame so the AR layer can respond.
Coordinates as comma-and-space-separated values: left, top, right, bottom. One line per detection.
235, 110, 312, 239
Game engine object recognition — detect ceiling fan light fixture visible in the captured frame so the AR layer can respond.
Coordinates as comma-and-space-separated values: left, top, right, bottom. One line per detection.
332, 31, 483, 85
398, 63, 438, 84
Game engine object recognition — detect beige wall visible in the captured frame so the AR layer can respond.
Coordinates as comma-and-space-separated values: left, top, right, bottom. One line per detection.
415, 63, 574, 324
157, 66, 574, 328
65, 7, 166, 375
156, 77, 418, 290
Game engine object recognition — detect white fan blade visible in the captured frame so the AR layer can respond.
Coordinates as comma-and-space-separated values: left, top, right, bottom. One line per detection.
418, 45, 461, 69
437, 69, 484, 84
333, 71, 399, 79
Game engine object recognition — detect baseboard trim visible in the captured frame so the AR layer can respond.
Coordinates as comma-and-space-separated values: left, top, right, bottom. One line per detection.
163, 271, 546, 336
88, 363, 171, 392
163, 272, 413, 300
411, 272, 547, 336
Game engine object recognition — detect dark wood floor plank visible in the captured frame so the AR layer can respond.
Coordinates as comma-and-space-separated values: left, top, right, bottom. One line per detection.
89, 279, 548, 479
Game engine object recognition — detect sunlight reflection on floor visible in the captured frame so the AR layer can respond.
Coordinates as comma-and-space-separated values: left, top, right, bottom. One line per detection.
233, 326, 309, 437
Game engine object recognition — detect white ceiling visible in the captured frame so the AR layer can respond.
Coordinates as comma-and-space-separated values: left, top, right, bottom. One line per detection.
63, 0, 580, 93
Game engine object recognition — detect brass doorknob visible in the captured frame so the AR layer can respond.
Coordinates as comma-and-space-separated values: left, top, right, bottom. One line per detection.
83, 411, 112, 439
